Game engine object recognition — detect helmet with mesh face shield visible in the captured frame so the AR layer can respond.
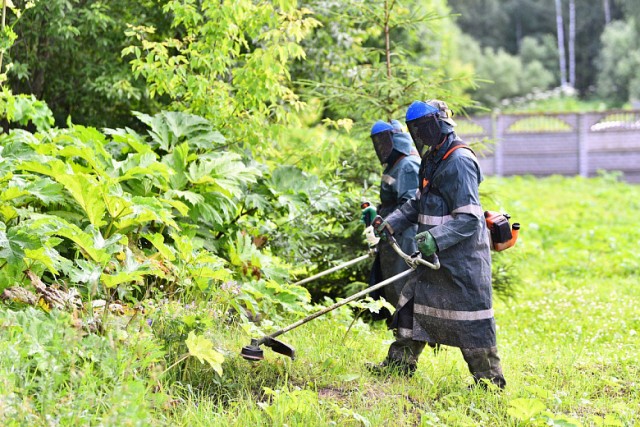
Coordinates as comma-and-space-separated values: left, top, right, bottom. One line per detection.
405, 100, 456, 153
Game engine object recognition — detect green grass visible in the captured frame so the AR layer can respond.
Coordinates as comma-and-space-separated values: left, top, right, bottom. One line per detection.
2, 174, 639, 426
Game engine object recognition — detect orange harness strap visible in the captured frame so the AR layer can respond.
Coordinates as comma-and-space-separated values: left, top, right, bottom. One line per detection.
421, 143, 474, 190
442, 144, 471, 160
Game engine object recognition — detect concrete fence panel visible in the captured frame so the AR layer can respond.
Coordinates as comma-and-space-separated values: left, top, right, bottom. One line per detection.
457, 110, 640, 183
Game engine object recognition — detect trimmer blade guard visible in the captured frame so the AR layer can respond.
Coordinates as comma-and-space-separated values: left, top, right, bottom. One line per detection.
264, 337, 296, 360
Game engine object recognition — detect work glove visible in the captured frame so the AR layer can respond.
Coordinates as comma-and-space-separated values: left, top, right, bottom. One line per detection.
372, 215, 393, 241
415, 231, 438, 257
360, 205, 377, 227
364, 225, 380, 246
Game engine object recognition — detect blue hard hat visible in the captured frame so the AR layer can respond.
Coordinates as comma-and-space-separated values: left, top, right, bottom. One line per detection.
371, 120, 394, 135
405, 101, 439, 122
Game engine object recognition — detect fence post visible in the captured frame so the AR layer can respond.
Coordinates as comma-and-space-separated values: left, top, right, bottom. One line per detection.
577, 113, 588, 177
493, 111, 504, 177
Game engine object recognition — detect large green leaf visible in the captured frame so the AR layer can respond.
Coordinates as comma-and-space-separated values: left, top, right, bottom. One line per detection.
25, 178, 67, 205
0, 130, 41, 161
117, 152, 170, 184
115, 196, 178, 231
20, 160, 107, 227
190, 194, 236, 227
104, 127, 155, 155
19, 158, 69, 179
29, 215, 111, 263
55, 125, 112, 168
134, 111, 225, 152
164, 189, 204, 206
59, 174, 107, 228
87, 225, 125, 255
141, 233, 176, 261
185, 331, 224, 376
0, 186, 29, 202
186, 153, 259, 194
0, 222, 41, 265
0, 205, 18, 222
68, 259, 103, 286
103, 190, 133, 222
162, 142, 190, 189
57, 145, 108, 177
159, 197, 190, 216
100, 248, 156, 288
24, 247, 64, 275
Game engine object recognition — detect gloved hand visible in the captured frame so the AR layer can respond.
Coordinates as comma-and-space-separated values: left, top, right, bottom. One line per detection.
360, 205, 377, 227
364, 225, 380, 246
415, 231, 438, 257
372, 215, 393, 240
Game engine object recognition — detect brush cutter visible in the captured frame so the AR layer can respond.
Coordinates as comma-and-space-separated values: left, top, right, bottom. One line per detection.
240, 234, 440, 361
291, 201, 381, 287
291, 251, 374, 287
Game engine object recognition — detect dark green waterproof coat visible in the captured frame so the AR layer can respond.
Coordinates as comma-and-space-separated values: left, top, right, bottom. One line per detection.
384, 134, 496, 349
370, 132, 421, 309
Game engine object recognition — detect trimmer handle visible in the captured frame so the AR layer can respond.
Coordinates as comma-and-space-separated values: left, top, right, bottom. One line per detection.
371, 214, 394, 241
414, 253, 440, 270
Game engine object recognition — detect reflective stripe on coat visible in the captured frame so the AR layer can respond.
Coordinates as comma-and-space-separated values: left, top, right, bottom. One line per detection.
384, 134, 496, 349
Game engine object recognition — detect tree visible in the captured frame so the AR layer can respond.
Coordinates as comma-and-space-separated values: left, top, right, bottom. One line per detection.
555, 0, 568, 88
448, 0, 513, 52
4, 0, 171, 128
520, 34, 559, 84
596, 19, 640, 105
604, 0, 611, 23
296, 0, 474, 126
450, 0, 628, 97
125, 0, 320, 150
457, 34, 554, 108
568, 0, 576, 87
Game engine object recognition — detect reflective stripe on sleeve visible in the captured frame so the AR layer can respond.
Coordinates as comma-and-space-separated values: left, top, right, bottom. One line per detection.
418, 214, 453, 225
414, 304, 494, 321
381, 175, 396, 185
451, 204, 484, 217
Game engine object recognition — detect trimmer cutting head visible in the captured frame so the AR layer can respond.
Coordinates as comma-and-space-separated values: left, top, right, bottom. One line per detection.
240, 337, 296, 361
240, 339, 265, 361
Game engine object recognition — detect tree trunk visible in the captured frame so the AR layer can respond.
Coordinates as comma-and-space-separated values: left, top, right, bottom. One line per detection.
0, 0, 6, 73
603, 0, 611, 24
384, 0, 391, 80
383, 0, 394, 121
568, 0, 575, 88
554, 0, 568, 88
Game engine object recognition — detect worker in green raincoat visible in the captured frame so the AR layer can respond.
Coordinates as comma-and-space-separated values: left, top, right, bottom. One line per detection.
363, 120, 420, 321
368, 100, 506, 389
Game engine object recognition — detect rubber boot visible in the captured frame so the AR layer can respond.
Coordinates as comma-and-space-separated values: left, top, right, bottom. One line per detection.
460, 346, 506, 390
365, 359, 417, 377
366, 336, 426, 377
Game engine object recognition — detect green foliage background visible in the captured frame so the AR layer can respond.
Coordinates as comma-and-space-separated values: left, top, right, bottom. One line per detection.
1, 0, 640, 425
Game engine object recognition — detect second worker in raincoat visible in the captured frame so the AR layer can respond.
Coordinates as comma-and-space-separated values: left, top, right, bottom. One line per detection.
365, 120, 421, 320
